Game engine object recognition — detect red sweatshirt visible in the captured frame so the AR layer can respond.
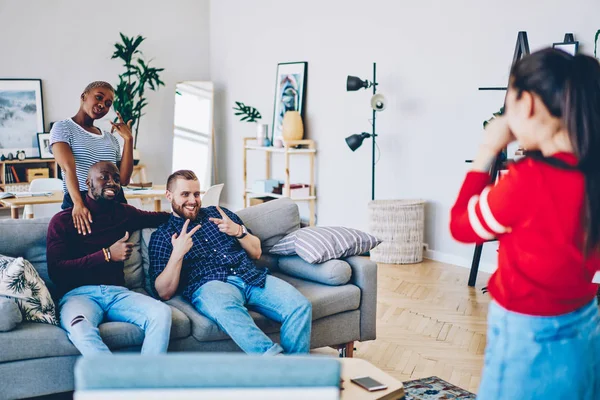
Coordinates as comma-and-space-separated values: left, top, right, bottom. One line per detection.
450, 152, 599, 316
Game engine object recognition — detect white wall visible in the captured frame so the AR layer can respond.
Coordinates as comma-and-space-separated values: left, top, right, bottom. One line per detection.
210, 0, 600, 272
0, 0, 210, 186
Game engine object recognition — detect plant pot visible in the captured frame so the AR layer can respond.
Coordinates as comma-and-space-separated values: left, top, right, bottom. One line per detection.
282, 111, 304, 141
133, 149, 141, 165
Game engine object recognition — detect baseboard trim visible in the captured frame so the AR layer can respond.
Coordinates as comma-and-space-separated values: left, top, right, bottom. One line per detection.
424, 249, 497, 274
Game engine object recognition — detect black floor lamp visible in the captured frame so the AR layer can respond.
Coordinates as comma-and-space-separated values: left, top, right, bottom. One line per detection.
345, 62, 386, 201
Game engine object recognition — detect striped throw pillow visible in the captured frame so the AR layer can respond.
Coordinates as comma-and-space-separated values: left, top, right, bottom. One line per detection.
270, 227, 381, 264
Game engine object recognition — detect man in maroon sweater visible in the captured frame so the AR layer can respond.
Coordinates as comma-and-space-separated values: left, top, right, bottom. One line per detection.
47, 161, 172, 355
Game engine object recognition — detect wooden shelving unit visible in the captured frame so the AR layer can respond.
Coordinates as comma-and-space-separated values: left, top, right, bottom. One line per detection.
0, 158, 59, 191
243, 138, 316, 226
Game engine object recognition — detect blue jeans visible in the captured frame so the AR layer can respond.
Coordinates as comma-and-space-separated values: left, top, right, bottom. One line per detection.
59, 285, 172, 356
192, 275, 312, 355
478, 299, 600, 399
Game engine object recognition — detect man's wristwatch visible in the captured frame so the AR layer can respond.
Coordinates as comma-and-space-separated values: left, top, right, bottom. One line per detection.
237, 224, 248, 239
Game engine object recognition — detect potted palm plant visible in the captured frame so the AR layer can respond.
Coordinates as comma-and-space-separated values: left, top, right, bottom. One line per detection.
111, 33, 165, 163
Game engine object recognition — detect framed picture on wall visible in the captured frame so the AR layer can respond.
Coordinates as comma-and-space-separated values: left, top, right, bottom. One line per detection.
552, 41, 579, 56
37, 132, 53, 159
271, 62, 307, 143
0, 79, 45, 159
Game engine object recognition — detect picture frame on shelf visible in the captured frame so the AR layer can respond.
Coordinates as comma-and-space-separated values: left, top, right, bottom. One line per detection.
271, 62, 307, 144
552, 41, 579, 56
0, 79, 45, 158
37, 132, 53, 159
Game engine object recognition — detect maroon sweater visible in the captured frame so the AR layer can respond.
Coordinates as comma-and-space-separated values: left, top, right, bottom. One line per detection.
47, 195, 170, 297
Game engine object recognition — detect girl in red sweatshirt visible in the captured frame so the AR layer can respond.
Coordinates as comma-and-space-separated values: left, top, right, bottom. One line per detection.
450, 48, 600, 399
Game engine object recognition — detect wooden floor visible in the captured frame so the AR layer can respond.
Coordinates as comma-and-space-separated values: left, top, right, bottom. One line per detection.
320, 259, 492, 394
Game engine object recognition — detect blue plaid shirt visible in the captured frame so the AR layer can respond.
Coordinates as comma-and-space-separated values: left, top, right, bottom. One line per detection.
148, 206, 268, 301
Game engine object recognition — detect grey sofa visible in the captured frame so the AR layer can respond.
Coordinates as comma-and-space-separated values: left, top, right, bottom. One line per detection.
0, 198, 377, 400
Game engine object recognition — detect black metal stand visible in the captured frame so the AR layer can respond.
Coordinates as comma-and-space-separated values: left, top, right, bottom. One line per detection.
371, 62, 378, 201
467, 31, 530, 287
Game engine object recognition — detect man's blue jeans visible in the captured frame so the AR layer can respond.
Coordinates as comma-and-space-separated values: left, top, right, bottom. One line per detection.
59, 285, 172, 355
478, 298, 600, 399
192, 275, 312, 355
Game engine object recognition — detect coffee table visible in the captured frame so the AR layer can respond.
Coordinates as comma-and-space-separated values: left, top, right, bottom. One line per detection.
340, 358, 405, 400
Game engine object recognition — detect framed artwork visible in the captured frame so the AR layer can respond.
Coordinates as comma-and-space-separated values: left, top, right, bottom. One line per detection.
37, 132, 53, 159
553, 41, 579, 56
271, 62, 307, 142
0, 79, 45, 159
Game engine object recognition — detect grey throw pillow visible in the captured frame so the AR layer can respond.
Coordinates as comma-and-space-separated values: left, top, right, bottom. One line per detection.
0, 296, 22, 331
270, 226, 381, 264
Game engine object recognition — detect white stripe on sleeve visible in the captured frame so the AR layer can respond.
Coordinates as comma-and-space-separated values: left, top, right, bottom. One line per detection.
479, 187, 509, 234
467, 195, 495, 240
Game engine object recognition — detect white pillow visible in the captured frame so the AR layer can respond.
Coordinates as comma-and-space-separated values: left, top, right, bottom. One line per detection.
0, 255, 58, 325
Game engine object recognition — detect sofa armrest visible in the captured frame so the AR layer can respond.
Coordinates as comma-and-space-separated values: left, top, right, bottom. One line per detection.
344, 256, 377, 341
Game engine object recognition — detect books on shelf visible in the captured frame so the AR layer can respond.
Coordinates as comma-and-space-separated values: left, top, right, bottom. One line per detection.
0, 191, 53, 200
272, 183, 311, 198
4, 165, 22, 184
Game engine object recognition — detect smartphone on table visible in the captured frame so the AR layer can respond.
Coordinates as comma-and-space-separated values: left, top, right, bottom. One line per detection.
350, 376, 388, 391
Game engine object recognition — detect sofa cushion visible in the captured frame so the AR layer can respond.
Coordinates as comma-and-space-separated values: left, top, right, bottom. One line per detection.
141, 228, 159, 297
131, 288, 191, 340
277, 256, 352, 286
0, 296, 22, 332
0, 322, 80, 363
270, 226, 381, 263
0, 255, 58, 325
0, 218, 54, 295
166, 272, 360, 342
0, 305, 190, 364
0, 322, 147, 363
123, 230, 144, 290
166, 296, 282, 342
236, 198, 300, 252
275, 272, 361, 320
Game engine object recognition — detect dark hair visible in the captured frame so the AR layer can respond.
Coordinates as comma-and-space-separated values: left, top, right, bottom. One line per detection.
167, 170, 198, 192
510, 48, 600, 253
82, 81, 114, 95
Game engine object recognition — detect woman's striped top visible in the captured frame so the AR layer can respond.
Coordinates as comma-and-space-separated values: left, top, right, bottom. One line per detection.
50, 118, 121, 193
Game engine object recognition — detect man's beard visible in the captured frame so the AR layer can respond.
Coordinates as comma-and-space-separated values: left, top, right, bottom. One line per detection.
172, 200, 200, 220
90, 183, 119, 202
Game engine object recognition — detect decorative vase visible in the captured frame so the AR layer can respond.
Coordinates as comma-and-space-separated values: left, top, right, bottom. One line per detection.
281, 111, 304, 141
256, 123, 268, 141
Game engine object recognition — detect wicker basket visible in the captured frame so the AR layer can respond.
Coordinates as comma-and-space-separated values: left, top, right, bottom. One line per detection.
368, 199, 425, 264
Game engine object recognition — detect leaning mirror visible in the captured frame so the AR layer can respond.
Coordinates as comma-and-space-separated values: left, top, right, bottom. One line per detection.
172, 81, 215, 190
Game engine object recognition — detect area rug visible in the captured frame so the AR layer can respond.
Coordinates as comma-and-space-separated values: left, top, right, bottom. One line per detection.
403, 376, 476, 399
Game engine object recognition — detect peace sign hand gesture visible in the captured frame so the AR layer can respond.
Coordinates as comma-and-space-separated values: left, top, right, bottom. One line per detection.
209, 206, 241, 237
171, 219, 202, 259
110, 111, 133, 141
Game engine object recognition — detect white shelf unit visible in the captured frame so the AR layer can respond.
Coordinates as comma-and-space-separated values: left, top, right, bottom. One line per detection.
243, 138, 316, 226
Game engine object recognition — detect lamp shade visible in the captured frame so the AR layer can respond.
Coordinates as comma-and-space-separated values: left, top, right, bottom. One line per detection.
370, 93, 387, 111
346, 76, 369, 91
345, 132, 372, 151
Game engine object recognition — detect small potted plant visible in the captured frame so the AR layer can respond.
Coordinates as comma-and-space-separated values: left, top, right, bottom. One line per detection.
233, 102, 269, 146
